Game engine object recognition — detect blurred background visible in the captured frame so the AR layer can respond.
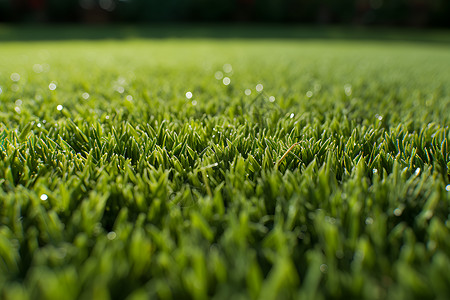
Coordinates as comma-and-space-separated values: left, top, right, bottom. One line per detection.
1, 0, 449, 27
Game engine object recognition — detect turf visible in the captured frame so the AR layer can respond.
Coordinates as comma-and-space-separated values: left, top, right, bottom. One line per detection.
0, 26, 449, 300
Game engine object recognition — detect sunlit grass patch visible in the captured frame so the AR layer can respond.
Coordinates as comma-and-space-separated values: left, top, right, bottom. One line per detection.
0, 28, 449, 299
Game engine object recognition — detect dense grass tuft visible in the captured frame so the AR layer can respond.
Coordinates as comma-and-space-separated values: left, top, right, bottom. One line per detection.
0, 28, 449, 299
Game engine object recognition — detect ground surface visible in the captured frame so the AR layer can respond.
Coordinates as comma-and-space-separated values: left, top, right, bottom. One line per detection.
0, 26, 449, 300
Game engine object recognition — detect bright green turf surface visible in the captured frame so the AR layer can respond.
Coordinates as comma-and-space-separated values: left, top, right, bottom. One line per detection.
0, 27, 449, 299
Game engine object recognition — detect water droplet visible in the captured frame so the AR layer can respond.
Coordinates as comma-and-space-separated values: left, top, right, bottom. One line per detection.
56, 105, 63, 111
314, 83, 321, 92
116, 86, 124, 94
10, 73, 20, 82
0, 87, 2, 94
446, 185, 450, 192
325, 216, 336, 224
269, 96, 275, 102
256, 84, 263, 92
306, 91, 313, 98
393, 208, 402, 216
244, 89, 251, 96
344, 84, 352, 96
192, 100, 197, 106
15, 99, 22, 106
40, 194, 48, 201
14, 107, 21, 113
33, 64, 43, 73
372, 169, 378, 174
223, 64, 232, 73
414, 168, 421, 176
214, 71, 223, 80
320, 264, 328, 273
11, 84, 19, 92
42, 64, 50, 72
126, 95, 133, 101
290, 113, 294, 119
49, 82, 57, 91
82, 92, 90, 99
117, 77, 126, 85
223, 77, 231, 85
365, 217, 373, 225
186, 91, 193, 99
107, 231, 117, 240
105, 115, 110, 120
37, 123, 42, 128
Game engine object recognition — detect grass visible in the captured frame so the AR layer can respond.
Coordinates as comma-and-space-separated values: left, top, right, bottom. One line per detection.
0, 26, 449, 299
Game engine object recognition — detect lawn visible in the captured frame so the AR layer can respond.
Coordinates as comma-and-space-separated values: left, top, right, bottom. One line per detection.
0, 26, 449, 300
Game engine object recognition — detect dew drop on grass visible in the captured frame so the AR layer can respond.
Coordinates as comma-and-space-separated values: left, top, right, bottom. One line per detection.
306, 91, 313, 98
446, 185, 450, 192
320, 264, 328, 273
57, 105, 63, 111
33, 64, 43, 73
49, 82, 57, 90
290, 113, 294, 119
192, 100, 197, 106
269, 96, 275, 102
14, 107, 21, 113
215, 71, 223, 80
414, 168, 421, 176
244, 89, 251, 96
37, 123, 42, 128
82, 92, 90, 99
223, 77, 231, 85
105, 115, 110, 120
223, 64, 232, 73
344, 84, 352, 96
314, 83, 322, 92
186, 91, 193, 99
107, 231, 117, 240
10, 73, 20, 82
11, 84, 19, 92
325, 216, 336, 224
126, 95, 133, 101
256, 84, 263, 92
365, 217, 373, 225
393, 208, 402, 216
15, 99, 22, 106
40, 194, 48, 201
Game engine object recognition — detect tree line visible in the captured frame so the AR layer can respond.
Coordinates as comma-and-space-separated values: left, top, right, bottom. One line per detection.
1, 0, 449, 27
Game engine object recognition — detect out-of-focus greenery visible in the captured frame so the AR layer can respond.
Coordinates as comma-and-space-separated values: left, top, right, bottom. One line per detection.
0, 27, 449, 299
2, 0, 449, 26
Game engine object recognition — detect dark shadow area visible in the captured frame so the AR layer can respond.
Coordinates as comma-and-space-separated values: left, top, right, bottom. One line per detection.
0, 24, 449, 44
2, 0, 450, 28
